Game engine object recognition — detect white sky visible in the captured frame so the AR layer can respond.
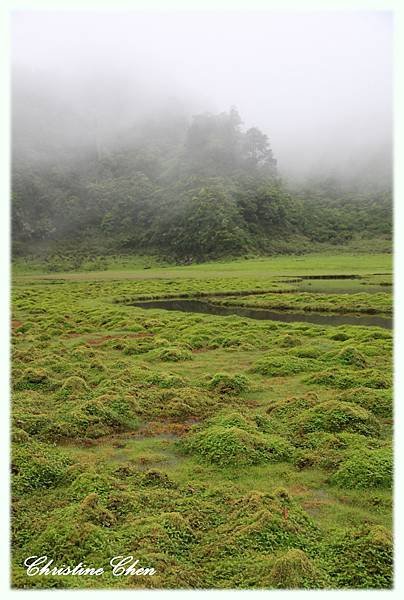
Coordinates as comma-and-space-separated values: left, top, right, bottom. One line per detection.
11, 10, 392, 177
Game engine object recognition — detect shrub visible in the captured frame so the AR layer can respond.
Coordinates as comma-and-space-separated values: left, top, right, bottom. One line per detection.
330, 448, 392, 489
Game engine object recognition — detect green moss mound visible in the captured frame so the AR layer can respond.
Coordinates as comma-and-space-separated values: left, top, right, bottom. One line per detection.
208, 489, 318, 562
336, 345, 368, 368
48, 394, 140, 439
270, 549, 323, 589
181, 413, 293, 466
143, 371, 186, 388
338, 387, 392, 419
147, 346, 193, 362
252, 355, 318, 377
330, 448, 392, 489
267, 392, 320, 421
12, 440, 72, 493
14, 368, 56, 391
208, 411, 255, 431
208, 372, 251, 394
279, 334, 302, 348
295, 400, 381, 436
137, 386, 219, 419
61, 376, 89, 393
324, 525, 393, 588
305, 368, 390, 389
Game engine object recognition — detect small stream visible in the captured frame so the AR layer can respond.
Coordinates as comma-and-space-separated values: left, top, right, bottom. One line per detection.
130, 299, 392, 329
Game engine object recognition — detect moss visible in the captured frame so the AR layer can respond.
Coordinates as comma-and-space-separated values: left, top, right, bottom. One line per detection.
69, 471, 115, 500
295, 400, 380, 437
61, 376, 89, 393
330, 448, 392, 489
82, 395, 140, 431
279, 334, 302, 348
324, 525, 393, 588
266, 392, 320, 420
252, 355, 318, 377
305, 368, 390, 389
10, 265, 393, 590
137, 386, 219, 419
329, 331, 350, 341
26, 505, 113, 564
11, 427, 30, 443
208, 372, 251, 394
12, 440, 72, 493
222, 497, 318, 556
181, 423, 293, 466
292, 345, 322, 359
140, 470, 177, 489
208, 411, 255, 431
338, 387, 392, 419
336, 345, 368, 368
78, 493, 116, 527
14, 368, 55, 391
270, 549, 323, 589
147, 346, 193, 362
143, 371, 186, 388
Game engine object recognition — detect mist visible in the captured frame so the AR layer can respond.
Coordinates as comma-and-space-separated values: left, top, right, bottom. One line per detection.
12, 10, 392, 181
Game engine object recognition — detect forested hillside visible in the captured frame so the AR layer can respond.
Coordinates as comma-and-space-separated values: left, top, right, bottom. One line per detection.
12, 107, 392, 264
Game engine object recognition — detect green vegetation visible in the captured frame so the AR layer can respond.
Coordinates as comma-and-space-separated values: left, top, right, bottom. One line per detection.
210, 291, 392, 315
11, 254, 393, 589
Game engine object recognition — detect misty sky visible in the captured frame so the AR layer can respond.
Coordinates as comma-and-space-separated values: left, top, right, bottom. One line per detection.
12, 10, 392, 178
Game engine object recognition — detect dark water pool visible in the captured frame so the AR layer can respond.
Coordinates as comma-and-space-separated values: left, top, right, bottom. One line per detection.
130, 299, 392, 329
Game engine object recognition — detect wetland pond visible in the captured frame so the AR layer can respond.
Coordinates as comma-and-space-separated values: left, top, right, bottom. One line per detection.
129, 275, 392, 329
130, 298, 392, 329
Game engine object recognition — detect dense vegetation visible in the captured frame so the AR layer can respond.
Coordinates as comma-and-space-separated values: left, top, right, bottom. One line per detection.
12, 108, 392, 264
11, 256, 393, 589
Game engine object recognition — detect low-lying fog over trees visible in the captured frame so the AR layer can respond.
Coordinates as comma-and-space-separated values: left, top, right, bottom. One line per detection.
11, 10, 392, 263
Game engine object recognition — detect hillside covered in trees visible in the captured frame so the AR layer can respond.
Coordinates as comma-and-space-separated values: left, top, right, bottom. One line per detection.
12, 107, 392, 265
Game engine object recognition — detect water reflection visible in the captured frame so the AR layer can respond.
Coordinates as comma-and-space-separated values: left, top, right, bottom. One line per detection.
130, 299, 392, 329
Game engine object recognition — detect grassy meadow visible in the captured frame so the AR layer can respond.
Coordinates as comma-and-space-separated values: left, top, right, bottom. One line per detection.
11, 253, 393, 589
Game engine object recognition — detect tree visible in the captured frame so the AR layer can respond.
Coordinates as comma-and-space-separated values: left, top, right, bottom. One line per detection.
242, 127, 277, 174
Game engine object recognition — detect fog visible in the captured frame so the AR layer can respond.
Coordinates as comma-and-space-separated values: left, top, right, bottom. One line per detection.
12, 10, 392, 181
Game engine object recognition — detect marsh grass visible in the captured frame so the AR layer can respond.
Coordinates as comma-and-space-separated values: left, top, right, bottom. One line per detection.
11, 254, 393, 589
